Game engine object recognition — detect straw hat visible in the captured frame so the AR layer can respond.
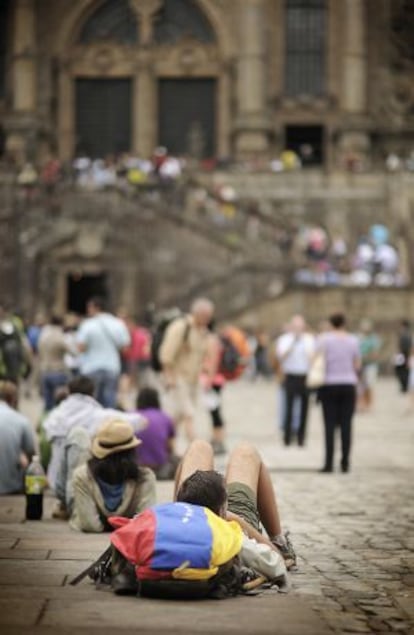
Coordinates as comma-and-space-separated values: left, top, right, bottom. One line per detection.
91, 419, 141, 460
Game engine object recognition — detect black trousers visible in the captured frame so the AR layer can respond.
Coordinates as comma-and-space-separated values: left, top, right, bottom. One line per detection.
395, 364, 409, 393
319, 384, 356, 470
210, 385, 224, 429
283, 374, 309, 446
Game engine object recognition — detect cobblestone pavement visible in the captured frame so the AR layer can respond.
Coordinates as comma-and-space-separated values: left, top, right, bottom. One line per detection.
0, 377, 413, 634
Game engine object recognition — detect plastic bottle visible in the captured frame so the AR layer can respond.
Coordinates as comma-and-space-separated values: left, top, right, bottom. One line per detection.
25, 455, 47, 520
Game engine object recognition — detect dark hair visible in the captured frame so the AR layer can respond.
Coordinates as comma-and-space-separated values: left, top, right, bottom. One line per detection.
136, 387, 160, 410
68, 375, 95, 396
88, 296, 105, 311
176, 470, 227, 516
50, 315, 63, 326
54, 385, 69, 404
88, 448, 141, 485
0, 380, 18, 407
329, 312, 346, 329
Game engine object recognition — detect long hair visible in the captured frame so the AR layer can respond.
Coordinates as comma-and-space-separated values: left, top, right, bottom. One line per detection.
88, 448, 142, 485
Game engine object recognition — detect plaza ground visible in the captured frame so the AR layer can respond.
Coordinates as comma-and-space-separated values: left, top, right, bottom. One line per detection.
0, 377, 413, 634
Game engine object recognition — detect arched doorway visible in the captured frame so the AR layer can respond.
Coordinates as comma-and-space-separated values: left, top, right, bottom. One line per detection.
56, 0, 232, 160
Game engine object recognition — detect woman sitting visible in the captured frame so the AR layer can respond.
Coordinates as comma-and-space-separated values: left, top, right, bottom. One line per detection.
135, 387, 180, 480
70, 419, 156, 532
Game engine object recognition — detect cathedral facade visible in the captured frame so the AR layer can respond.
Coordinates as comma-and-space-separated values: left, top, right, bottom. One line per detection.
1, 0, 414, 168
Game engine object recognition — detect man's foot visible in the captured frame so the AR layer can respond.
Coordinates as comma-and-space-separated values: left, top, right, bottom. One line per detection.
318, 466, 333, 473
271, 531, 297, 571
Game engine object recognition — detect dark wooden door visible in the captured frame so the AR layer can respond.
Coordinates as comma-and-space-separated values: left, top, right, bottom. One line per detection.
75, 78, 132, 157
158, 78, 216, 158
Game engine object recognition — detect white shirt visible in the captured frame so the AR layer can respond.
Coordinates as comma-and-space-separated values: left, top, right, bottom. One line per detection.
76, 313, 130, 375
276, 333, 315, 375
240, 536, 288, 587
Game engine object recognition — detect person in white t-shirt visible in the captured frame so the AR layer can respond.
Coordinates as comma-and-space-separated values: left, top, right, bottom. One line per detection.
76, 297, 130, 408
276, 315, 315, 446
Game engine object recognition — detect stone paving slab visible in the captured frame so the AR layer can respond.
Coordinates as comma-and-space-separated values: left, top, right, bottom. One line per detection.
0, 378, 413, 634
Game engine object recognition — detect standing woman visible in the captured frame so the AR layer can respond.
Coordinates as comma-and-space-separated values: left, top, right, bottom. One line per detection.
317, 313, 361, 473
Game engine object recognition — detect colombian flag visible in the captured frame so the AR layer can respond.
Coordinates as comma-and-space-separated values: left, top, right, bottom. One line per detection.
110, 502, 243, 581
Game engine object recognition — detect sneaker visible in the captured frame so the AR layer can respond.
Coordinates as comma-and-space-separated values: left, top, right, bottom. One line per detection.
271, 531, 297, 570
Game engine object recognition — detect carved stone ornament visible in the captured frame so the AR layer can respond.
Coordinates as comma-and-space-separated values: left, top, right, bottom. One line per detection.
129, 0, 163, 18
93, 46, 115, 71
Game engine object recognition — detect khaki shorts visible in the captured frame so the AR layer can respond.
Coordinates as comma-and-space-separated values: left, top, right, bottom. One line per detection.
227, 482, 261, 531
162, 378, 197, 421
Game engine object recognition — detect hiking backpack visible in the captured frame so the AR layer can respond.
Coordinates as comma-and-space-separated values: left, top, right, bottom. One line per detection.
150, 309, 189, 372
71, 502, 266, 599
219, 336, 241, 377
0, 320, 25, 381
218, 327, 250, 380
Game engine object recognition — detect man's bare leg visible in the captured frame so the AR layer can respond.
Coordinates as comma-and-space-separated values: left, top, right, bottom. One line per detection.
225, 441, 282, 537
173, 439, 213, 499
226, 442, 297, 568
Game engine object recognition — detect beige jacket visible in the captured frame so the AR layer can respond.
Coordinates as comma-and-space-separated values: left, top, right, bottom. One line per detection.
159, 316, 209, 385
70, 464, 156, 533
38, 325, 68, 373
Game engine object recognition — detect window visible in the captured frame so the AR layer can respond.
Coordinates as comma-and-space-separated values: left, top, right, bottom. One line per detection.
79, 0, 138, 44
285, 0, 326, 97
154, 0, 215, 44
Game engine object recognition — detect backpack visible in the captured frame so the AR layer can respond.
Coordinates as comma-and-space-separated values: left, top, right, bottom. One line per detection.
219, 327, 250, 380
0, 320, 25, 381
150, 309, 189, 372
71, 502, 267, 599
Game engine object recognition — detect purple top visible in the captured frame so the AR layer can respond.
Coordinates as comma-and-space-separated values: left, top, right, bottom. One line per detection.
135, 408, 175, 468
317, 332, 360, 385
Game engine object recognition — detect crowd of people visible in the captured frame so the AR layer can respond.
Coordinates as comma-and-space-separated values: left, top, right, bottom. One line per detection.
292, 223, 405, 288
0, 296, 412, 597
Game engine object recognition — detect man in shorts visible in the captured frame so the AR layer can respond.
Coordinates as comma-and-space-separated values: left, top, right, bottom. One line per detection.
174, 439, 297, 573
160, 298, 214, 442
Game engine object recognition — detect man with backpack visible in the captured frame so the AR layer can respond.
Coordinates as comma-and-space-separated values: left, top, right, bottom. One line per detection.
175, 439, 296, 574
158, 298, 214, 442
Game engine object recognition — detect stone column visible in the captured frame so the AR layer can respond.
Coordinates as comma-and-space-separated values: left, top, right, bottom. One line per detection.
342, 0, 367, 113
218, 70, 231, 158
337, 0, 370, 168
57, 64, 74, 162
134, 55, 157, 157
12, 0, 37, 112
5, 0, 38, 162
130, 0, 162, 156
235, 0, 269, 156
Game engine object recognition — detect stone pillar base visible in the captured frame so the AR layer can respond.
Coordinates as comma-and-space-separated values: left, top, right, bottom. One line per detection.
234, 115, 271, 156
337, 129, 371, 171
3, 113, 41, 164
